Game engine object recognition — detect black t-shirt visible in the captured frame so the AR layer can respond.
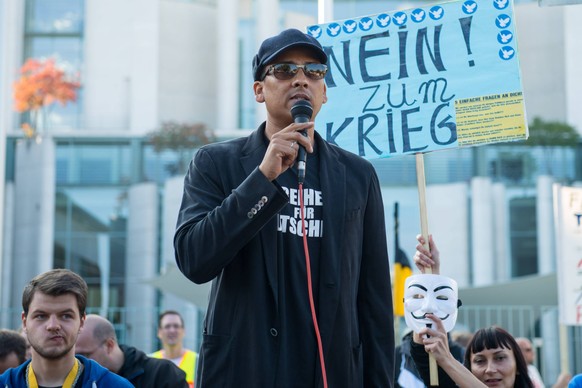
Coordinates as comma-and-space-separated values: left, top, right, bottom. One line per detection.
274, 150, 324, 387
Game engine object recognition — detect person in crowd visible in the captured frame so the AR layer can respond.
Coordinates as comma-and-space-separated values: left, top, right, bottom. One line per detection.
0, 268, 132, 387
76, 314, 188, 388
395, 328, 465, 388
413, 235, 570, 388
412, 317, 534, 388
516, 337, 545, 387
173, 28, 395, 387
570, 374, 582, 388
515, 337, 570, 388
150, 310, 196, 388
412, 235, 533, 387
0, 329, 27, 374
452, 331, 474, 349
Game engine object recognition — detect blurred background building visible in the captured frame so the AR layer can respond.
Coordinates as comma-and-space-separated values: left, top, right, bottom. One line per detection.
0, 0, 581, 381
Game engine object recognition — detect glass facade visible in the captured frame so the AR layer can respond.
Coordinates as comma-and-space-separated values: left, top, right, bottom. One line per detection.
53, 138, 185, 315
23, 0, 84, 129
509, 196, 537, 277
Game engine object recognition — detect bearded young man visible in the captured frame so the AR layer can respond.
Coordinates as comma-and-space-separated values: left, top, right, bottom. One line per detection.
0, 269, 132, 387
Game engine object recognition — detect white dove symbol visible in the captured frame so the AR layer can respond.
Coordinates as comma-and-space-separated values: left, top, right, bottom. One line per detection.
395, 15, 406, 24
430, 8, 443, 18
501, 48, 514, 59
329, 25, 340, 35
464, 3, 476, 13
345, 22, 356, 32
497, 16, 510, 27
309, 27, 321, 36
412, 10, 425, 21
500, 32, 512, 43
378, 16, 390, 26
361, 19, 373, 29
495, 0, 508, 7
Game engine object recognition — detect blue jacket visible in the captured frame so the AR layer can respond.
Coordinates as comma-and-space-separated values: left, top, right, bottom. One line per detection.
570, 374, 582, 388
0, 355, 133, 387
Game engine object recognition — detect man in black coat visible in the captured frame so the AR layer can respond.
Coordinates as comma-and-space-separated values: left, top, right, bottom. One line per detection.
76, 314, 188, 388
174, 28, 395, 387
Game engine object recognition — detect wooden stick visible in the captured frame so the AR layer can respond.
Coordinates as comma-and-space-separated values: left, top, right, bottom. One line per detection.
415, 153, 432, 273
415, 153, 438, 386
559, 324, 569, 375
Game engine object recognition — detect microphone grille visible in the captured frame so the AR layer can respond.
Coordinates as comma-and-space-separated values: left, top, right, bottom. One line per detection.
291, 100, 313, 120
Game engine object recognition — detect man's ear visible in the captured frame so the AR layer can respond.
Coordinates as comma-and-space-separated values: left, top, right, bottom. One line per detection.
21, 311, 27, 331
105, 337, 116, 354
254, 81, 265, 103
322, 83, 328, 104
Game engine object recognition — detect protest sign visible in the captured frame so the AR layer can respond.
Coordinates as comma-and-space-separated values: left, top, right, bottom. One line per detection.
308, 0, 528, 158
554, 185, 582, 325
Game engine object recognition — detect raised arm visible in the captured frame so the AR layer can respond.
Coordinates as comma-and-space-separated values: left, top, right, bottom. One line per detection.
412, 315, 487, 388
414, 234, 440, 274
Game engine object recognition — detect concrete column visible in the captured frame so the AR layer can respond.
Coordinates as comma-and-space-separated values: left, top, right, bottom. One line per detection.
129, 0, 159, 132
162, 176, 183, 266
318, 0, 334, 23
471, 177, 494, 286
12, 138, 56, 324
1, 183, 14, 328
492, 182, 509, 281
254, 0, 280, 127
537, 175, 555, 274
427, 183, 470, 287
0, 0, 24, 319
216, 0, 239, 133
540, 309, 561, 385
156, 176, 201, 352
125, 182, 158, 351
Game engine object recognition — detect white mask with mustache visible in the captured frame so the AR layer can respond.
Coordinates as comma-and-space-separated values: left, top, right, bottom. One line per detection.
404, 274, 459, 333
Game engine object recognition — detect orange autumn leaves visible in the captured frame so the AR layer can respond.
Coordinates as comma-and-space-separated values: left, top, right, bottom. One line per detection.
13, 58, 80, 137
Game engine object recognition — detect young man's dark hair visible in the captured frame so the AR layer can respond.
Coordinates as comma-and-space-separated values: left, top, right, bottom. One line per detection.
0, 329, 27, 374
21, 268, 88, 317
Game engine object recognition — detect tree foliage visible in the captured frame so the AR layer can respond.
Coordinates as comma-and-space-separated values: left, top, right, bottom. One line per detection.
149, 121, 215, 152
525, 117, 579, 147
523, 116, 580, 175
12, 58, 80, 137
148, 122, 215, 175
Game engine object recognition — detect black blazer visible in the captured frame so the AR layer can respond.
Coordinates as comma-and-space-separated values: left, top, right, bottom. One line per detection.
175, 124, 395, 387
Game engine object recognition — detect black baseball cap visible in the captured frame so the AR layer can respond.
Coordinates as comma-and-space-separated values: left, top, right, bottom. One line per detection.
252, 28, 328, 81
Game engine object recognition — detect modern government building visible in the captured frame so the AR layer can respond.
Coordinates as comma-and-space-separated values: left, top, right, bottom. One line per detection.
1, 0, 581, 381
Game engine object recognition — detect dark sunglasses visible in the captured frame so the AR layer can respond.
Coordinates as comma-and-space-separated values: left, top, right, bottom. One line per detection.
262, 63, 328, 81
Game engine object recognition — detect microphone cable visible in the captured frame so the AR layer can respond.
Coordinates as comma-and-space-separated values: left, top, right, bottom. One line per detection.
299, 182, 328, 388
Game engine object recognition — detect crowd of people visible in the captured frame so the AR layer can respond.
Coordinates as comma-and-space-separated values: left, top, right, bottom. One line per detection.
1, 27, 581, 388
410, 234, 575, 388
0, 269, 197, 387
1, 252, 579, 387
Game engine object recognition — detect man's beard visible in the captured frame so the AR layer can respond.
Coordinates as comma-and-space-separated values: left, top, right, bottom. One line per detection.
31, 341, 73, 360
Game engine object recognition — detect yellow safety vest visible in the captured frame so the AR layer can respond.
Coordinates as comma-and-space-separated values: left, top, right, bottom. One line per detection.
151, 349, 197, 387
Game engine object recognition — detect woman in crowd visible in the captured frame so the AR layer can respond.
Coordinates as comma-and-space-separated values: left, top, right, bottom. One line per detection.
410, 235, 534, 388
411, 315, 533, 388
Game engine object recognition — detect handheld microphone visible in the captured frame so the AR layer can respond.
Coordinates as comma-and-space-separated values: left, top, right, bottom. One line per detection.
290, 100, 313, 183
